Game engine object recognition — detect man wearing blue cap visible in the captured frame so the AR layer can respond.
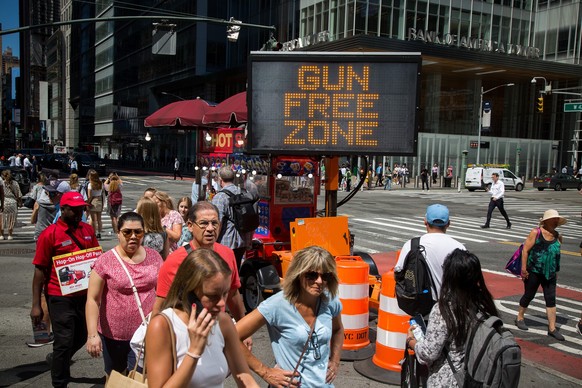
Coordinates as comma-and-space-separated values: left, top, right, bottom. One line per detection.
395, 204, 465, 299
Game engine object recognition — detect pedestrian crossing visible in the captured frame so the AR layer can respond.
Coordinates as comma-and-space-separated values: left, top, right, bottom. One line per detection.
496, 293, 582, 356
347, 214, 582, 253
359, 189, 582, 218
3, 205, 136, 243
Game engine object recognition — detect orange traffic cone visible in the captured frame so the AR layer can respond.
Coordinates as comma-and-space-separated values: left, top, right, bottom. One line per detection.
354, 269, 410, 384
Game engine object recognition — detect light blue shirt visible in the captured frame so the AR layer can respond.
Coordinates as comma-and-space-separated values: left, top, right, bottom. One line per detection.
258, 291, 342, 387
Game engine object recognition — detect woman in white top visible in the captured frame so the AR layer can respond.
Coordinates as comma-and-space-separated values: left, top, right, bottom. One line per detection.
87, 169, 104, 238
145, 248, 258, 388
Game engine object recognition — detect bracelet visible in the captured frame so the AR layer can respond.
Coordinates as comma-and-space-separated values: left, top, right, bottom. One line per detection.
87, 334, 99, 339
186, 351, 201, 359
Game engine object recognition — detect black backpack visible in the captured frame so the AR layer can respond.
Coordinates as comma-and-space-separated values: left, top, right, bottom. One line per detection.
395, 237, 436, 317
220, 188, 259, 234
446, 315, 521, 388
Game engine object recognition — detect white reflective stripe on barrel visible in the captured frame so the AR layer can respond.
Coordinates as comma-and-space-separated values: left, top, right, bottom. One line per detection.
341, 312, 369, 330
379, 294, 409, 316
376, 327, 407, 349
338, 283, 368, 299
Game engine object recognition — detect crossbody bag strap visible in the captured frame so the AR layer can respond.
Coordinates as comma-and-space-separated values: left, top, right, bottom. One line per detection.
65, 230, 87, 251
288, 298, 321, 387
444, 344, 464, 388
111, 248, 147, 325
159, 312, 178, 373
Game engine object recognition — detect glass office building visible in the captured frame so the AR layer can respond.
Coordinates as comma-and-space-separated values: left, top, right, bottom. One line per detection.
296, 0, 582, 176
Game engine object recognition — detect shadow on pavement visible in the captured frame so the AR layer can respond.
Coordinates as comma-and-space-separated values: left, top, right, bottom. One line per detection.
0, 360, 49, 387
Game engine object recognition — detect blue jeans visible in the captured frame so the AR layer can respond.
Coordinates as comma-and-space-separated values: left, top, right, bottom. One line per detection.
384, 179, 392, 190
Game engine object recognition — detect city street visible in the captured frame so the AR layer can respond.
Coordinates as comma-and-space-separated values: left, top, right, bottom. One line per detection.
0, 172, 580, 387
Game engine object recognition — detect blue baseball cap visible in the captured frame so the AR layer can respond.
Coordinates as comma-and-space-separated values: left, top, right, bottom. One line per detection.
425, 204, 449, 226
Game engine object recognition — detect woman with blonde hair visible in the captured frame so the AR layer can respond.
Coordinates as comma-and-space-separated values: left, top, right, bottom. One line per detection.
136, 197, 169, 260
152, 191, 183, 253
1, 170, 22, 240
69, 173, 80, 192
87, 169, 104, 238
145, 248, 258, 388
236, 246, 344, 387
104, 172, 123, 234
177, 196, 193, 247
515, 209, 567, 341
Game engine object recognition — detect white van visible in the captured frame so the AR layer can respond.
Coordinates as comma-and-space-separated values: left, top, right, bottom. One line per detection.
465, 167, 524, 192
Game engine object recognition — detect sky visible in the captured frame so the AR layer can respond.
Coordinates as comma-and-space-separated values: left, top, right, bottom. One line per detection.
0, 0, 20, 56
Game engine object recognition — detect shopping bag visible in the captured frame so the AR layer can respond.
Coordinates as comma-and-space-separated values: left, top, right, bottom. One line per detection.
505, 245, 523, 277
105, 369, 147, 387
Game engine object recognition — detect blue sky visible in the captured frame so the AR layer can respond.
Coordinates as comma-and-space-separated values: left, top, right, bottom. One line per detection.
0, 0, 20, 56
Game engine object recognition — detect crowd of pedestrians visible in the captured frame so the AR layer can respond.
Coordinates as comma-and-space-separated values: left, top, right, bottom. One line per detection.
7, 159, 579, 387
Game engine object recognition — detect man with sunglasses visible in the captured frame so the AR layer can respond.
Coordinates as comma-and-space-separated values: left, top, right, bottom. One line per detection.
30, 192, 99, 388
153, 201, 246, 325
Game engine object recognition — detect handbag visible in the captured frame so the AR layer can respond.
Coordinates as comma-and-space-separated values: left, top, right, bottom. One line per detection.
400, 342, 428, 388
505, 228, 541, 277
6, 183, 23, 207
23, 195, 36, 209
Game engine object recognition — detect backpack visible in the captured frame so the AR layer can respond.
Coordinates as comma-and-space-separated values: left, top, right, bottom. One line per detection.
108, 190, 122, 206
220, 188, 259, 234
395, 237, 436, 316
447, 315, 521, 388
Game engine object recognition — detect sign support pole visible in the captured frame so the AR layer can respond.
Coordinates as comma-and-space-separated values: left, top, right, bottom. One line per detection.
325, 157, 339, 217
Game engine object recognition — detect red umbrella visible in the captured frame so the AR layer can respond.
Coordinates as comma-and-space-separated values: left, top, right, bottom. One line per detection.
202, 91, 247, 125
144, 98, 215, 127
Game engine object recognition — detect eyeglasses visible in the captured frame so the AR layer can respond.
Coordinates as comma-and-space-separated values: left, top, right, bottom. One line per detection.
311, 332, 321, 360
192, 220, 220, 229
304, 271, 333, 282
120, 229, 144, 238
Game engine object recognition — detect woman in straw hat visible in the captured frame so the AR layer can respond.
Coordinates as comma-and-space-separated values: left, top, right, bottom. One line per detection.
515, 209, 567, 341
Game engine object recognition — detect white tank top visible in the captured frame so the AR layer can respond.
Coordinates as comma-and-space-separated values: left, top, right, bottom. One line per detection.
161, 308, 229, 388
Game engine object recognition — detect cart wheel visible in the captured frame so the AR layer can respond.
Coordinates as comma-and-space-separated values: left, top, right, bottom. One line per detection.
242, 273, 263, 312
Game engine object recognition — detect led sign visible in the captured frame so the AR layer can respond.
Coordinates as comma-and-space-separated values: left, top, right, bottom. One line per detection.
249, 52, 421, 156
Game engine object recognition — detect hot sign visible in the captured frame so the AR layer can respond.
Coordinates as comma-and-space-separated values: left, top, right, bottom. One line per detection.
248, 52, 421, 156
200, 128, 245, 154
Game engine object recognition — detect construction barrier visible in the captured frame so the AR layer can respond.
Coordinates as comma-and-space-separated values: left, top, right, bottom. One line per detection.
336, 256, 375, 361
354, 268, 410, 384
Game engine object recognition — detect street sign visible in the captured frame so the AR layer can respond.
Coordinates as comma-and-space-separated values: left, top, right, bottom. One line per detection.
564, 103, 582, 112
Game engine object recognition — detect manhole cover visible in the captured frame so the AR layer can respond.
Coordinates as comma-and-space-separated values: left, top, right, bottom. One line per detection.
0, 248, 36, 256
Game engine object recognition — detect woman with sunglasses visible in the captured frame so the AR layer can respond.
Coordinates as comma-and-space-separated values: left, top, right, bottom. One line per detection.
145, 248, 258, 388
236, 246, 344, 388
85, 212, 163, 376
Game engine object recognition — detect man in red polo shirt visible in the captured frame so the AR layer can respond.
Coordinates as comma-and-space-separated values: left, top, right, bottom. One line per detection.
31, 192, 99, 388
153, 201, 246, 321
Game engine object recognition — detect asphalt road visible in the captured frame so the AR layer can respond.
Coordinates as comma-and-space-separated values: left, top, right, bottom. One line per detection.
0, 173, 580, 387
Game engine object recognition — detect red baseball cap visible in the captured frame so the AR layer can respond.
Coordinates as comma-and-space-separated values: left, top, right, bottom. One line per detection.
60, 192, 87, 207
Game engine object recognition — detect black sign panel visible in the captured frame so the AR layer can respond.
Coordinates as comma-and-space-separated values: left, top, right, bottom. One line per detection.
248, 52, 421, 156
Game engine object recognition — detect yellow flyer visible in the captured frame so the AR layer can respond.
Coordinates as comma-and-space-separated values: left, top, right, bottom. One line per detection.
52, 246, 103, 295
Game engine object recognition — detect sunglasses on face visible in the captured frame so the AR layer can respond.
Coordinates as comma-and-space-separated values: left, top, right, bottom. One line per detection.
304, 271, 333, 282
120, 228, 144, 238
192, 220, 220, 229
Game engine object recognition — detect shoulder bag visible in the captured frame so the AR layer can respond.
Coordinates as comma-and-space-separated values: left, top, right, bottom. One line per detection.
505, 228, 541, 277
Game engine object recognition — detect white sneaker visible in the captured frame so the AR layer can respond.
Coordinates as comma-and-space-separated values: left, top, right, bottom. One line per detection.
7, 236, 13, 240
0, 235, 4, 240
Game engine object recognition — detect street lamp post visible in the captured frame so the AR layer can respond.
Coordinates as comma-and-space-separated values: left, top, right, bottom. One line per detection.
477, 83, 515, 165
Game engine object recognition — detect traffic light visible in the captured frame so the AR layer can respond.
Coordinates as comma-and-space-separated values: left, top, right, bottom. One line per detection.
536, 96, 544, 113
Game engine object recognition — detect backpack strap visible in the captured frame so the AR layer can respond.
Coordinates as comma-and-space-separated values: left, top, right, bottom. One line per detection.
184, 243, 193, 254
412, 237, 438, 302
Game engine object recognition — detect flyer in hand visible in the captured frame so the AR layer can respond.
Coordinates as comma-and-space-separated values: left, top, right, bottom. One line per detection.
52, 247, 103, 295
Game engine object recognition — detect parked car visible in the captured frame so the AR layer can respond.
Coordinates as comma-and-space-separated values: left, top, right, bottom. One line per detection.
73, 153, 107, 176
0, 166, 31, 195
533, 173, 582, 191
40, 153, 70, 172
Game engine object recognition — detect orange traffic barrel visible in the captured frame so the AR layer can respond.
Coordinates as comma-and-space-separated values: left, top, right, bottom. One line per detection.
354, 268, 409, 384
336, 256, 375, 361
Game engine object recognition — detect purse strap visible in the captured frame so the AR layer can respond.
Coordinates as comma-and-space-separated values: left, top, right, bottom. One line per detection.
159, 312, 178, 373
288, 298, 321, 387
112, 248, 147, 325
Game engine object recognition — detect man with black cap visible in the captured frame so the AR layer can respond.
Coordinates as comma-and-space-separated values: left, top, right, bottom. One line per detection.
395, 204, 465, 299
31, 192, 99, 388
